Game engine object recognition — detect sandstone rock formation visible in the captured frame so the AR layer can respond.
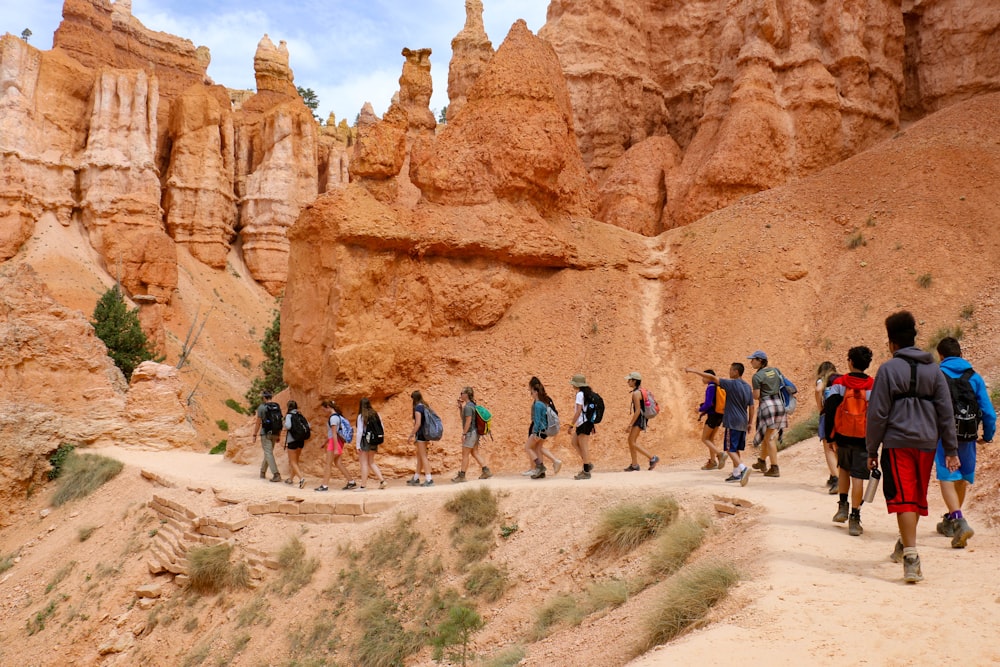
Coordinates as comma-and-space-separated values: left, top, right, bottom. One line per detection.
412, 20, 595, 217
596, 136, 683, 236
447, 0, 494, 122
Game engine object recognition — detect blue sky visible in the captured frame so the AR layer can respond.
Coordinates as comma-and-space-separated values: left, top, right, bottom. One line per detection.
1, 0, 547, 123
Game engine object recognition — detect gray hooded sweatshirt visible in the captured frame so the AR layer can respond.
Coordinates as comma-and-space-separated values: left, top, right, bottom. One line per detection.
866, 346, 958, 458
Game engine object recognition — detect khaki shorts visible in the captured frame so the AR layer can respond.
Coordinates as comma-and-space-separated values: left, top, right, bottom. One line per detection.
462, 431, 479, 449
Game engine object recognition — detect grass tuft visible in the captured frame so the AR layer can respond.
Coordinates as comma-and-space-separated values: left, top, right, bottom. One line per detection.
356, 596, 422, 667
845, 230, 867, 249
367, 514, 423, 568
533, 594, 585, 639
444, 486, 500, 528
590, 496, 679, 557
188, 543, 250, 594
51, 452, 123, 506
585, 578, 630, 612
481, 645, 526, 667
647, 517, 710, 578
77, 525, 98, 542
0, 551, 17, 574
464, 563, 509, 602
272, 536, 319, 595
917, 273, 932, 288
926, 325, 964, 353
780, 412, 819, 448
642, 563, 739, 651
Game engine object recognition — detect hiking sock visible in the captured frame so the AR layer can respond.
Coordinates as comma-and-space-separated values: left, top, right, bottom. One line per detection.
534, 458, 542, 467
584, 463, 593, 473
425, 474, 432, 482
951, 510, 964, 520
839, 493, 848, 504
850, 508, 861, 518
903, 546, 918, 558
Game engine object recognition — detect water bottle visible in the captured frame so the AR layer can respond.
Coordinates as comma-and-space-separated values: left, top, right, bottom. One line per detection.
863, 468, 882, 504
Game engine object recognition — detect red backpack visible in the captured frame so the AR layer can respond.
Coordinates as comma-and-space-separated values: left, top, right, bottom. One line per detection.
834, 387, 868, 438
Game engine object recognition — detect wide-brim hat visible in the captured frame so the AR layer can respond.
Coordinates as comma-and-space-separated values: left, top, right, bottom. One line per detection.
625, 371, 642, 382
570, 374, 588, 387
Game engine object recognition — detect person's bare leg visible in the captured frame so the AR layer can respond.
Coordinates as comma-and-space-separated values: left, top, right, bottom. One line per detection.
460, 447, 471, 474
702, 424, 721, 458
524, 438, 537, 469
334, 453, 352, 482
289, 449, 302, 482
898, 512, 919, 547
764, 428, 778, 465
359, 451, 369, 488
939, 480, 960, 513
824, 443, 839, 477
417, 441, 431, 479
578, 434, 591, 468
628, 427, 652, 462
850, 477, 864, 508
955, 479, 968, 508
322, 449, 333, 487
471, 445, 486, 468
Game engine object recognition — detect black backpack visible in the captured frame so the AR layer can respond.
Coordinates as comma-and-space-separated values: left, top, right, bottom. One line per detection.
584, 391, 605, 424
363, 413, 385, 447
289, 411, 311, 441
945, 369, 981, 441
261, 402, 283, 435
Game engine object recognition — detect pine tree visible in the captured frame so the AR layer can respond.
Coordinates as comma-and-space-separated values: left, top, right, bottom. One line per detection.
91, 285, 159, 381
245, 309, 286, 410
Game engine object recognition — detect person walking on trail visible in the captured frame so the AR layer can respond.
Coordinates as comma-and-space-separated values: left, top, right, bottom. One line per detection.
867, 311, 958, 584
407, 390, 435, 487
567, 374, 598, 480
624, 372, 659, 471
355, 398, 387, 491
684, 365, 753, 485
748, 351, 786, 478
316, 400, 357, 492
254, 390, 282, 483
453, 387, 491, 483
815, 360, 842, 494
282, 399, 307, 489
933, 336, 995, 548
693, 369, 726, 470
822, 346, 875, 537
525, 377, 562, 479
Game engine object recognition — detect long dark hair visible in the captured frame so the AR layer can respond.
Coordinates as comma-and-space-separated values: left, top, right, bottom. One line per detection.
579, 385, 595, 406
530, 376, 556, 411
359, 397, 376, 422
411, 390, 425, 408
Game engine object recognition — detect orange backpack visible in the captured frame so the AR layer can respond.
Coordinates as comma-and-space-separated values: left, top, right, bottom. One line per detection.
834, 387, 868, 438
713, 385, 727, 414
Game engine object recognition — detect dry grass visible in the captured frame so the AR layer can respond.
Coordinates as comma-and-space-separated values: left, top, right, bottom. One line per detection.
77, 525, 98, 542
464, 563, 510, 602
781, 412, 819, 448
187, 544, 250, 594
481, 645, 526, 667
51, 452, 124, 506
365, 514, 423, 568
444, 486, 500, 529
641, 563, 740, 651
585, 578, 630, 612
533, 594, 585, 639
272, 536, 319, 595
356, 596, 422, 667
0, 552, 16, 574
457, 526, 494, 568
925, 325, 963, 352
647, 516, 710, 578
590, 496, 679, 557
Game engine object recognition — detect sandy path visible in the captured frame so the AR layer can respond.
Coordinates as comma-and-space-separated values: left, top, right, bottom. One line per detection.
93, 439, 999, 667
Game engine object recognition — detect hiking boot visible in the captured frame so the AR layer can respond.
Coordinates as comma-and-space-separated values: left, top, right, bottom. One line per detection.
890, 538, 904, 563
717, 453, 727, 469
574, 470, 591, 480
752, 458, 767, 472
270, 473, 282, 483
531, 465, 546, 479
848, 514, 863, 536
406, 477, 421, 486
623, 463, 640, 472
553, 460, 562, 475
936, 513, 956, 537
452, 471, 467, 484
649, 456, 660, 470
903, 554, 923, 583
739, 466, 750, 487
479, 467, 492, 480
259, 467, 267, 479
833, 500, 849, 523
421, 479, 434, 487
763, 465, 780, 478
827, 475, 839, 495
951, 517, 975, 548
700, 459, 716, 470
724, 473, 741, 483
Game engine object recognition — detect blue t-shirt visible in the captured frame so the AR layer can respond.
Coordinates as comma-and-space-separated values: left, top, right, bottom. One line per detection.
719, 378, 753, 431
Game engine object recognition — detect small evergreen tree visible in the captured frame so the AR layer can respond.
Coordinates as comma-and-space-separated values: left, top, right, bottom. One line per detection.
244, 309, 286, 410
431, 604, 484, 666
20, 28, 32, 43
296, 86, 321, 121
91, 285, 159, 381
438, 105, 448, 124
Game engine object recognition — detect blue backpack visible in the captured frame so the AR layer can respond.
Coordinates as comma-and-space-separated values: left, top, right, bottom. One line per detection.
778, 373, 798, 414
422, 405, 444, 441
333, 413, 354, 443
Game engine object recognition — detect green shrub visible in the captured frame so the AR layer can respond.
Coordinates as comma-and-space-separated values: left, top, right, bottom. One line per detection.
431, 604, 484, 666
91, 284, 160, 381
209, 440, 227, 455
780, 412, 819, 449
51, 452, 123, 507
47, 443, 76, 480
215, 419, 229, 432
224, 399, 247, 415
642, 563, 739, 650
188, 543, 250, 594
464, 563, 509, 602
444, 486, 500, 528
647, 517, 710, 578
590, 496, 679, 557
244, 308, 286, 410
355, 596, 421, 667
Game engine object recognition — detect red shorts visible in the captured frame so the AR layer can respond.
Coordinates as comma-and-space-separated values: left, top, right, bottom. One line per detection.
881, 448, 935, 515
326, 436, 345, 455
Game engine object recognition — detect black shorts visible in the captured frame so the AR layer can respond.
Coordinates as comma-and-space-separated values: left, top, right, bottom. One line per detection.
704, 413, 723, 429
286, 440, 304, 451
575, 422, 595, 436
837, 444, 870, 480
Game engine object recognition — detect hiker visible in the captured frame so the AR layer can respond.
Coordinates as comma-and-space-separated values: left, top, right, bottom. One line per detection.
453, 386, 491, 483
867, 311, 958, 583
524, 376, 562, 479
406, 390, 434, 487
316, 400, 357, 492
695, 369, 726, 470
747, 351, 786, 477
815, 360, 842, 494
684, 364, 753, 485
933, 336, 995, 548
355, 397, 387, 491
253, 390, 282, 483
822, 346, 875, 537
624, 372, 659, 471
566, 374, 599, 480
282, 399, 307, 489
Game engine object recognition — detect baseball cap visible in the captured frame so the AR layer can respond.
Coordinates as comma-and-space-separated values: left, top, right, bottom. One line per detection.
747, 350, 768, 361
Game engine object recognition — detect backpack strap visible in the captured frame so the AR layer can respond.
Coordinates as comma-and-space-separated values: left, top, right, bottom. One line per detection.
959, 368, 976, 383
891, 358, 935, 402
